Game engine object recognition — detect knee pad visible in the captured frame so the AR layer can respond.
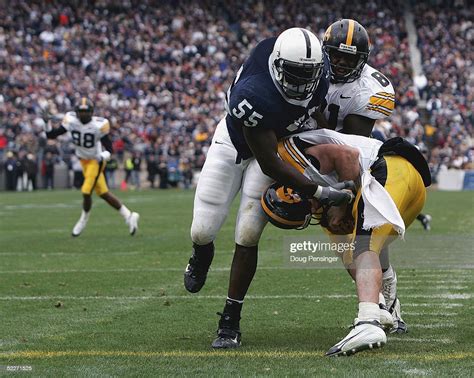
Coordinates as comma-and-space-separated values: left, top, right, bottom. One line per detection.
190, 210, 223, 245
235, 221, 266, 247
234, 198, 267, 247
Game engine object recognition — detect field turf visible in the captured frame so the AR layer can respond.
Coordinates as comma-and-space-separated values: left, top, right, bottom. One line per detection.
0, 189, 472, 376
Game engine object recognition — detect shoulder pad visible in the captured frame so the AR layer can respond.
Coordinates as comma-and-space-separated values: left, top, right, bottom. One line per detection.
98, 119, 110, 134
61, 112, 77, 128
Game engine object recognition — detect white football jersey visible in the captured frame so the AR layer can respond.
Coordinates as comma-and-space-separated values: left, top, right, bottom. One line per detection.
322, 64, 395, 132
293, 128, 382, 185
61, 112, 110, 160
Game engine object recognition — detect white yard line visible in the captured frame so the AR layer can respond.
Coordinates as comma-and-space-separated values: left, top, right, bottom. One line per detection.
400, 285, 468, 291
403, 303, 464, 308
409, 323, 455, 329
390, 337, 453, 344
402, 368, 432, 376
1, 197, 156, 210
0, 265, 473, 277
403, 312, 458, 317
0, 294, 354, 301
401, 279, 471, 284
0, 267, 230, 273
0, 251, 145, 256
0, 294, 469, 302
398, 273, 472, 278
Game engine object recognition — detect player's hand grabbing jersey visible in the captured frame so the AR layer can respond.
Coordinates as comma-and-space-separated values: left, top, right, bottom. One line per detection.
61, 112, 110, 160
320, 64, 395, 132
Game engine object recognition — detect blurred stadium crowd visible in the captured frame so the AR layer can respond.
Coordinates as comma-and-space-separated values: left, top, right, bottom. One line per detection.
0, 0, 472, 190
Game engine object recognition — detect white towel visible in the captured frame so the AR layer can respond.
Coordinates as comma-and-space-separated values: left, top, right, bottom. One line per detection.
360, 170, 406, 238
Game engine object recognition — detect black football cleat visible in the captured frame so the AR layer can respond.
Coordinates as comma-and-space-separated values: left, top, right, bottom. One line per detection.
184, 243, 214, 293
211, 312, 241, 349
419, 214, 432, 231
391, 320, 408, 334
389, 298, 408, 334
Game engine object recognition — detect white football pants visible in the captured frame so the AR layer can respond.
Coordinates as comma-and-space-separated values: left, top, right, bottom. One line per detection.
191, 118, 273, 247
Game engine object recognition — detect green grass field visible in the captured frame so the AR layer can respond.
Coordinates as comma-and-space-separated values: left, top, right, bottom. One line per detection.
0, 189, 472, 376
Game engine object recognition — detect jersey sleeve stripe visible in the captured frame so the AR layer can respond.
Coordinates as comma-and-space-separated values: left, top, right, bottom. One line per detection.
279, 141, 304, 173
286, 138, 311, 170
366, 105, 392, 116
277, 140, 306, 174
368, 102, 394, 113
369, 96, 395, 111
369, 101, 394, 112
377, 92, 395, 98
371, 94, 395, 102
367, 105, 392, 115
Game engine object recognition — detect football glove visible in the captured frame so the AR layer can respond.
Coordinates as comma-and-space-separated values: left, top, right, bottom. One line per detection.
100, 151, 111, 162
331, 180, 356, 192
313, 185, 354, 207
41, 107, 53, 132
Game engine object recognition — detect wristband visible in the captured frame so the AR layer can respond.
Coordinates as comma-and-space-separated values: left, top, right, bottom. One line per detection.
313, 186, 323, 199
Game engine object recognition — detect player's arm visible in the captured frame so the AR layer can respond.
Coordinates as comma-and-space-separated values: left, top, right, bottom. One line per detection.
100, 135, 113, 153
311, 108, 330, 129
99, 120, 113, 161
43, 110, 68, 139
45, 126, 68, 139
244, 127, 353, 205
243, 126, 319, 197
342, 114, 375, 137
304, 144, 360, 181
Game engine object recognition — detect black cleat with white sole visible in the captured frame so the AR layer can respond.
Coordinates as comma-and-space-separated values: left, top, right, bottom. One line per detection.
184, 243, 214, 293
389, 298, 408, 334
418, 213, 432, 231
211, 312, 241, 349
390, 320, 408, 334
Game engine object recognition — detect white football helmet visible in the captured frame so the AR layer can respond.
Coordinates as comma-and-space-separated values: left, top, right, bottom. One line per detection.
271, 28, 324, 101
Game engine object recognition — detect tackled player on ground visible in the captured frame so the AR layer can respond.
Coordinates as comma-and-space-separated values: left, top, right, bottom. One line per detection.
263, 128, 431, 356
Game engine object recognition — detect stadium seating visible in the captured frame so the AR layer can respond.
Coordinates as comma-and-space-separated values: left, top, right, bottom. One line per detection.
0, 0, 472, 189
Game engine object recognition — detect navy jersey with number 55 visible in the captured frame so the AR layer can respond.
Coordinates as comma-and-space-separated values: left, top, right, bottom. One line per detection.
225, 37, 329, 159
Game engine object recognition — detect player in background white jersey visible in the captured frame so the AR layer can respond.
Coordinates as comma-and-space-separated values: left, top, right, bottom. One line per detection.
43, 97, 139, 237
319, 18, 431, 231
312, 19, 419, 332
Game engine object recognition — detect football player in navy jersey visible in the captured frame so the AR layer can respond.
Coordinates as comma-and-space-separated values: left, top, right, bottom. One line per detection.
184, 28, 353, 348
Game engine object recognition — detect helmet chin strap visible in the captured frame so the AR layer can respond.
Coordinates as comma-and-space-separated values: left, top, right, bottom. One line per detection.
79, 115, 92, 124
296, 213, 313, 230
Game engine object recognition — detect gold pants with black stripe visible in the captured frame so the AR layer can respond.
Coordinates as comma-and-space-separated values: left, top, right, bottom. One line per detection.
342, 155, 426, 264
80, 159, 108, 196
